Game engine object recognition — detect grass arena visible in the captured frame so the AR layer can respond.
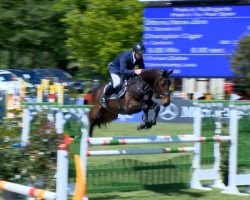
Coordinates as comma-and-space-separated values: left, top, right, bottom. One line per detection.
0, 101, 250, 200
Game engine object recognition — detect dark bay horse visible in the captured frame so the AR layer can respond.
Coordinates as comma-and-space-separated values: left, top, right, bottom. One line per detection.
85, 69, 173, 137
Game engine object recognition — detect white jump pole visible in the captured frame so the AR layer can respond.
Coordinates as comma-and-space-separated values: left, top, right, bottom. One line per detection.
80, 109, 90, 200
0, 180, 56, 200
211, 110, 226, 189
221, 108, 248, 195
190, 105, 210, 190
55, 110, 68, 200
190, 103, 228, 190
87, 147, 195, 156
21, 107, 31, 146
88, 135, 231, 146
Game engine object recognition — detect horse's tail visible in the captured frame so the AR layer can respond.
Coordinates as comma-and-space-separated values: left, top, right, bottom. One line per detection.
83, 91, 92, 105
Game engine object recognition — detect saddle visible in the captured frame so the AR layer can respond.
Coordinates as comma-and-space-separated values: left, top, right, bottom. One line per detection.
109, 76, 152, 101
109, 79, 128, 99
103, 76, 153, 114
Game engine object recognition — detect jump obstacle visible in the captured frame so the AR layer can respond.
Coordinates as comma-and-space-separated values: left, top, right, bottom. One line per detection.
81, 101, 250, 196
1, 103, 93, 200
1, 101, 250, 199
0, 180, 56, 200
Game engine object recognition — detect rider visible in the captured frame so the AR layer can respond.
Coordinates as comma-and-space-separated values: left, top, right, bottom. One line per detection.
100, 42, 146, 108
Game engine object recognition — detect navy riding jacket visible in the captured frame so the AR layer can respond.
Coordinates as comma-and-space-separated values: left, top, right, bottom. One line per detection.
108, 51, 145, 78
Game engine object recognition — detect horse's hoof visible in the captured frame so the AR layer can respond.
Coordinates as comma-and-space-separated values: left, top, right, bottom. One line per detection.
145, 122, 153, 129
137, 123, 145, 130
151, 120, 156, 126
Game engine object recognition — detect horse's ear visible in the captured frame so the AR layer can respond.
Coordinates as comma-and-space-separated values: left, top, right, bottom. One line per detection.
167, 69, 174, 76
162, 69, 173, 77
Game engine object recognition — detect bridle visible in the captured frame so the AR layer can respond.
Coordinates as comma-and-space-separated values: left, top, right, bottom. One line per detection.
153, 76, 171, 99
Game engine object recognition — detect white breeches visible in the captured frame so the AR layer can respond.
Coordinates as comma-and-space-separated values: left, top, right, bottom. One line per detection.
110, 73, 121, 88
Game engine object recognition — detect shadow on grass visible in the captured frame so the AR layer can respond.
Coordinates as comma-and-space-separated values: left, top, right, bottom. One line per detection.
88, 186, 205, 200
146, 186, 204, 197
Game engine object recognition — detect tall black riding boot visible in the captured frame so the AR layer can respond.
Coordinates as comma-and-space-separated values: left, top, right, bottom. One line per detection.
100, 84, 115, 108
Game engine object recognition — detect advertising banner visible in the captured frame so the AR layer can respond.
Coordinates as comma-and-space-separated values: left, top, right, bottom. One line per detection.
115, 99, 250, 123
115, 99, 194, 123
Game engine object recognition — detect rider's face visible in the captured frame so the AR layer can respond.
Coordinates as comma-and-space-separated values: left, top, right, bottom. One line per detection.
134, 52, 143, 60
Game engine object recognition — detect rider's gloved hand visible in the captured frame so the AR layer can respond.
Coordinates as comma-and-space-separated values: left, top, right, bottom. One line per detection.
135, 69, 142, 75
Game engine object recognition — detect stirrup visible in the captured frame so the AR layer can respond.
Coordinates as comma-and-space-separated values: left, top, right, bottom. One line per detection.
100, 97, 108, 108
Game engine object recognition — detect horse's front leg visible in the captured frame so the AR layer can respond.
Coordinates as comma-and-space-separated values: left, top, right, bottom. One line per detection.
137, 104, 150, 130
141, 101, 160, 129
150, 102, 161, 126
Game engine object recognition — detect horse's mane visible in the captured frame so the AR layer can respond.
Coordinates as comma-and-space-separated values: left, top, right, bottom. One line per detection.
140, 68, 159, 78
139, 68, 160, 87
141, 68, 159, 73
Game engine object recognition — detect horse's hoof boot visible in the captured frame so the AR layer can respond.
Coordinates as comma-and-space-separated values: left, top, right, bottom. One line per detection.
137, 123, 145, 130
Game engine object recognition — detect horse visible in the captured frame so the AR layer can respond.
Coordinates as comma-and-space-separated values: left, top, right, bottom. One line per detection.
84, 68, 173, 137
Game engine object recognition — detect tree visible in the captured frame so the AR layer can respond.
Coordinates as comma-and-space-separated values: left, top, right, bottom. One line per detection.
230, 32, 250, 98
0, 0, 68, 69
58, 0, 144, 78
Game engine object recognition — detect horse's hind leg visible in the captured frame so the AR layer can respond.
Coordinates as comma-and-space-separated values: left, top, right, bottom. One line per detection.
89, 123, 94, 137
89, 114, 105, 137
88, 108, 102, 137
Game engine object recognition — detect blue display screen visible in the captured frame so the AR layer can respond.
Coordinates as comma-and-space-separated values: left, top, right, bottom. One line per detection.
143, 5, 250, 77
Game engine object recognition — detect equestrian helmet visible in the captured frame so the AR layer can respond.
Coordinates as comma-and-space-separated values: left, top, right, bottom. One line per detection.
132, 42, 146, 53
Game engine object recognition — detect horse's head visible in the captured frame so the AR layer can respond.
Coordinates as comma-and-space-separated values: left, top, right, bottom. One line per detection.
153, 69, 173, 106
140, 69, 173, 106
